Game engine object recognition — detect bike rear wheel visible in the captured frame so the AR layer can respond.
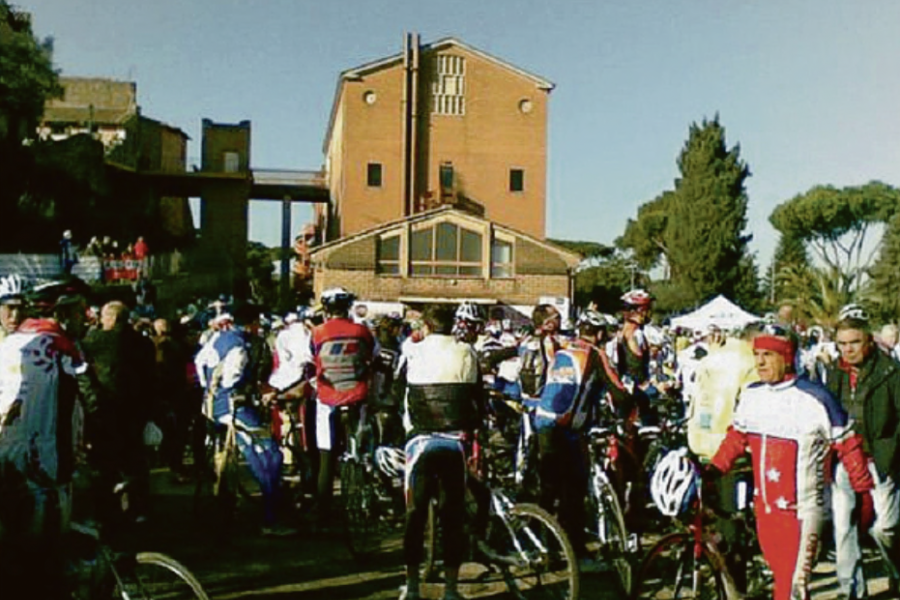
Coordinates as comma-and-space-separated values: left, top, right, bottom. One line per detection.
588, 472, 632, 595
340, 457, 386, 559
483, 503, 579, 600
631, 531, 725, 600
114, 552, 209, 599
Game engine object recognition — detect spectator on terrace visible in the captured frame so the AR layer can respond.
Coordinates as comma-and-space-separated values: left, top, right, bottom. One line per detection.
134, 236, 150, 279
60, 230, 78, 275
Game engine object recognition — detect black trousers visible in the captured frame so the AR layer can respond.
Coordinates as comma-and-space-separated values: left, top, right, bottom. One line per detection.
404, 436, 467, 570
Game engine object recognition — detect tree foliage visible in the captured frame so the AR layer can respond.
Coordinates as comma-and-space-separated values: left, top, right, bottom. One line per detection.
867, 212, 900, 322
769, 181, 900, 297
0, 2, 61, 146
665, 116, 756, 307
617, 190, 674, 271
548, 238, 615, 270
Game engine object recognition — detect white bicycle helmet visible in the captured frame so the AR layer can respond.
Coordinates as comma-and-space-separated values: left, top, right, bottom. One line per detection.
622, 289, 653, 309
320, 287, 356, 313
0, 274, 27, 303
455, 302, 486, 323
650, 448, 698, 517
375, 446, 406, 478
838, 303, 869, 324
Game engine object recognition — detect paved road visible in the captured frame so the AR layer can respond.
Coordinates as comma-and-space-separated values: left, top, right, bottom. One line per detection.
133, 470, 893, 599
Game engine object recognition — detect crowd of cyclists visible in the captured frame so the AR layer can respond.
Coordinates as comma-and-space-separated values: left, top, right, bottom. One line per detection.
0, 269, 899, 600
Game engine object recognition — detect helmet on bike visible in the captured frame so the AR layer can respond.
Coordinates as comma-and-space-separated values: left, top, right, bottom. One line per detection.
650, 448, 698, 517
26, 276, 91, 315
375, 446, 406, 478
319, 287, 355, 315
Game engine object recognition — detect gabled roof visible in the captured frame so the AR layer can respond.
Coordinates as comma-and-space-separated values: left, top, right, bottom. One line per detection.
323, 36, 555, 153
309, 205, 580, 268
345, 37, 554, 90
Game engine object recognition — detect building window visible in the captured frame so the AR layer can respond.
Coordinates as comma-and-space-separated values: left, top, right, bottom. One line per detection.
491, 237, 514, 278
509, 169, 524, 193
439, 164, 454, 190
367, 162, 383, 187
223, 151, 240, 173
377, 234, 400, 275
410, 222, 482, 277
432, 54, 466, 116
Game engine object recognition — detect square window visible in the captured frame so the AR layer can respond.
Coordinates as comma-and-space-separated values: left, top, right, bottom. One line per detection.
367, 163, 383, 187
509, 169, 524, 193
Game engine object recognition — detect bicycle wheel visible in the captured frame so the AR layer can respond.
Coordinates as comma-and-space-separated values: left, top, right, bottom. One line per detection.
114, 552, 209, 599
483, 503, 579, 600
631, 531, 725, 600
340, 457, 383, 559
587, 471, 632, 595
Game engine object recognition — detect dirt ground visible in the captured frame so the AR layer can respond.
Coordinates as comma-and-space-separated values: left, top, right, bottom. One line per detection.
132, 469, 893, 599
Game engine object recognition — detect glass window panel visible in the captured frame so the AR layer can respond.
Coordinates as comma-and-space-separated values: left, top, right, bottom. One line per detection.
491, 265, 512, 278
411, 264, 433, 276
440, 165, 454, 189
435, 223, 458, 261
435, 265, 457, 275
379, 235, 400, 261
491, 239, 512, 264
459, 265, 482, 277
411, 228, 433, 261
378, 263, 399, 275
460, 229, 483, 262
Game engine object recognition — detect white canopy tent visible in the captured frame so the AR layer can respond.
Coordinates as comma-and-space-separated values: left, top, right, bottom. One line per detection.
670, 294, 761, 332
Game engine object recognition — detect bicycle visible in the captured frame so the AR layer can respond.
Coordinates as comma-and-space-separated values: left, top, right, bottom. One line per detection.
67, 523, 210, 599
338, 403, 406, 558
422, 426, 580, 599
586, 423, 638, 596
631, 450, 771, 600
67, 482, 209, 599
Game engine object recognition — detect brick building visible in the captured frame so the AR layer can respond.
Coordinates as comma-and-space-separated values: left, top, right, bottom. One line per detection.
39, 77, 193, 239
310, 34, 578, 309
310, 205, 579, 309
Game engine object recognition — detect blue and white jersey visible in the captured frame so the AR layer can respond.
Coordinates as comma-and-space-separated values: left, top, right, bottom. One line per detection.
195, 328, 248, 421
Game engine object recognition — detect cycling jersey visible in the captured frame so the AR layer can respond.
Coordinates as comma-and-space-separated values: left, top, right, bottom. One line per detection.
269, 321, 313, 392
311, 318, 374, 407
195, 328, 248, 421
0, 318, 87, 487
401, 333, 480, 438
711, 377, 873, 600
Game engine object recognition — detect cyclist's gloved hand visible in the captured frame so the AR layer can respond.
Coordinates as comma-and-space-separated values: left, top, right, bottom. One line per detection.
856, 491, 875, 533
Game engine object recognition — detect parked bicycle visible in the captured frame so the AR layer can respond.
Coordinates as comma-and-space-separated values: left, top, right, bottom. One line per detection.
632, 448, 771, 600
422, 426, 580, 599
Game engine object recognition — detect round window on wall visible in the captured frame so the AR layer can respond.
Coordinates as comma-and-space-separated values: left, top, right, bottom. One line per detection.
518, 98, 533, 114
363, 90, 378, 105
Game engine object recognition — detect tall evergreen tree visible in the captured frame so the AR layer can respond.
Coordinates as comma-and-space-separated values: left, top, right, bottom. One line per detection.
664, 116, 756, 306
867, 212, 900, 322
771, 233, 811, 302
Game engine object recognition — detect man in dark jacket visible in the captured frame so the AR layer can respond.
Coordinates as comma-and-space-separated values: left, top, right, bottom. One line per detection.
83, 301, 156, 522
826, 304, 900, 599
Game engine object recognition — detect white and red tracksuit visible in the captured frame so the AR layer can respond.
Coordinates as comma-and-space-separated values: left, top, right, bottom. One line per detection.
711, 377, 873, 600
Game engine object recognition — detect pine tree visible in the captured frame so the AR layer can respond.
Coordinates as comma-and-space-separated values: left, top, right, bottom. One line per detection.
664, 116, 755, 305
868, 213, 900, 322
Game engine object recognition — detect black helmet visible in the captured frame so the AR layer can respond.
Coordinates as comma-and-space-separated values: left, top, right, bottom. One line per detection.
26, 276, 91, 314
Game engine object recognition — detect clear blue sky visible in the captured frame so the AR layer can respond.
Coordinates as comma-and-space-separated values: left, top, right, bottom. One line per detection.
23, 0, 900, 270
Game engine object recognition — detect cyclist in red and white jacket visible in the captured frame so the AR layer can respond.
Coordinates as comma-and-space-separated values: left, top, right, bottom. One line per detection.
708, 324, 874, 600
310, 287, 375, 518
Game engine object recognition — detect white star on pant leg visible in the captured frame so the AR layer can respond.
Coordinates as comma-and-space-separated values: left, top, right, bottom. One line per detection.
775, 496, 789, 510
766, 467, 781, 482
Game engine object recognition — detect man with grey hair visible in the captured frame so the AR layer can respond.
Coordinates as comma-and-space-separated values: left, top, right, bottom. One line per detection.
826, 304, 900, 599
